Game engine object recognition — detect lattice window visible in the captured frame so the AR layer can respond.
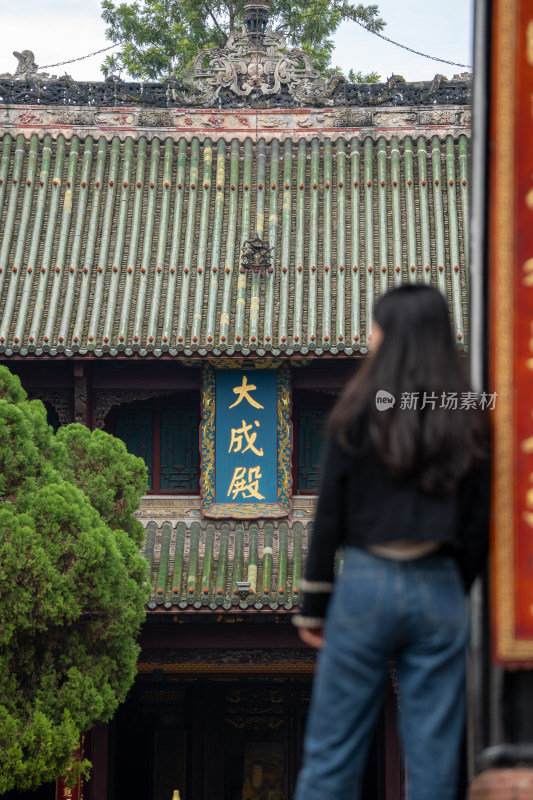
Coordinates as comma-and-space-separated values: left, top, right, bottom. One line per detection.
113, 404, 200, 493
114, 409, 154, 489
160, 410, 200, 491
297, 409, 328, 491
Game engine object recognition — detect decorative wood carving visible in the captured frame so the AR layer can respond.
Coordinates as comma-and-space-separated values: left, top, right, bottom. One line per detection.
93, 388, 175, 429
138, 647, 316, 672
74, 376, 89, 425
27, 390, 72, 426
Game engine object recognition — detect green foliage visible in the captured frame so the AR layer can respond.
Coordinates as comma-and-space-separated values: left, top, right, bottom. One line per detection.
348, 68, 381, 83
101, 0, 385, 80
55, 425, 148, 545
0, 366, 149, 793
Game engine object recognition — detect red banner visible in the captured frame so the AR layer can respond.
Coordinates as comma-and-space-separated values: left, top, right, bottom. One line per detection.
55, 736, 88, 800
490, 0, 533, 664
56, 775, 81, 800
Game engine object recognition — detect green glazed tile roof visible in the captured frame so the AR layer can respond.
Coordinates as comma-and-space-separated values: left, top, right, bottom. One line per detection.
0, 131, 469, 357
143, 519, 306, 611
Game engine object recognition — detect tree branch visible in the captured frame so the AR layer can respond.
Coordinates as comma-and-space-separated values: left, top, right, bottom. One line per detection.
203, 3, 226, 37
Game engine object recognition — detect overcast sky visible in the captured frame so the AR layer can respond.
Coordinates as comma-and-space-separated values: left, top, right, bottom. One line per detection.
1, 0, 474, 83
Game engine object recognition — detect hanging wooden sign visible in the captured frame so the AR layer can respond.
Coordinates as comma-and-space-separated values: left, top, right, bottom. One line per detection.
201, 365, 291, 519
489, 0, 533, 664
56, 777, 81, 800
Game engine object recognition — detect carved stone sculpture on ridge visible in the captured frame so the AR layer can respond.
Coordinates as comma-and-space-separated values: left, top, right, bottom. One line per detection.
0, 49, 59, 81
179, 0, 345, 107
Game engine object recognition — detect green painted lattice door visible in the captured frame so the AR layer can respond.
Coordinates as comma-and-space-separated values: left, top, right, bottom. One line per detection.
160, 410, 200, 491
297, 409, 328, 491
114, 409, 154, 489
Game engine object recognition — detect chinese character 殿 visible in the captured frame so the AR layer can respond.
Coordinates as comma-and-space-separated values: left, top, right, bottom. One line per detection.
227, 466, 265, 500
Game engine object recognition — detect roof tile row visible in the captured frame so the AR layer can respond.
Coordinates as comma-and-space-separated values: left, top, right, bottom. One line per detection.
0, 132, 469, 357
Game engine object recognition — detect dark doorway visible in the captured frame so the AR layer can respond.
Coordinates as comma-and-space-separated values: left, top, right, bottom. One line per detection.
109, 675, 402, 800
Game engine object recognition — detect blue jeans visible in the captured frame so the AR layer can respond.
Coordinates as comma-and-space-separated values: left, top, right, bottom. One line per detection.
294, 547, 469, 800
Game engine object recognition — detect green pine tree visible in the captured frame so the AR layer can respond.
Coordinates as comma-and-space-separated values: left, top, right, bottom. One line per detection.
0, 366, 149, 793
100, 0, 384, 81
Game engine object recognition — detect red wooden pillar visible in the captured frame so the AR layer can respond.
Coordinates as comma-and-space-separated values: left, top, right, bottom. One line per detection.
469, 0, 533, 792
486, 0, 533, 672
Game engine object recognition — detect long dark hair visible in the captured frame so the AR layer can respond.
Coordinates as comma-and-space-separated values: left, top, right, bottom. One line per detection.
328, 284, 490, 494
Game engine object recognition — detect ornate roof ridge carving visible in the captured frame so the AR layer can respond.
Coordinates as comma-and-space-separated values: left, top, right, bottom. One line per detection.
177, 23, 345, 107
0, 41, 472, 109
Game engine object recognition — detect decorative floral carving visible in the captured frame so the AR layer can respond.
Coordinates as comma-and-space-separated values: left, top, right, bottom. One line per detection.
138, 110, 174, 127
373, 111, 418, 126
260, 115, 285, 127
50, 110, 95, 126
204, 114, 224, 127
18, 110, 40, 125
344, 110, 373, 127
94, 111, 135, 126
419, 109, 457, 126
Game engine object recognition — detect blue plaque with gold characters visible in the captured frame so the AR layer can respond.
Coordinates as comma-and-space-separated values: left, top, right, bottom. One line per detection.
201, 365, 291, 519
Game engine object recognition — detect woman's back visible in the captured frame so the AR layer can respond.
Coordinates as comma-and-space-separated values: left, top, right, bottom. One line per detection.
293, 284, 491, 800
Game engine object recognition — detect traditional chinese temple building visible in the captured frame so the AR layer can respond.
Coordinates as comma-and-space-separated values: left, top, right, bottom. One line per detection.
0, 3, 472, 797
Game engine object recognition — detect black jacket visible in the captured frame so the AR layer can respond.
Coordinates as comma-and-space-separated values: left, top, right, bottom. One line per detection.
297, 418, 491, 624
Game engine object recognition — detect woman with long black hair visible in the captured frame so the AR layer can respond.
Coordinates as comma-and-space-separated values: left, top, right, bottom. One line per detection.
293, 284, 491, 800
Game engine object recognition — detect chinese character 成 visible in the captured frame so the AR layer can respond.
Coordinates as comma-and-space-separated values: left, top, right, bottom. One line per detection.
228, 419, 264, 456
227, 466, 265, 500
229, 375, 265, 410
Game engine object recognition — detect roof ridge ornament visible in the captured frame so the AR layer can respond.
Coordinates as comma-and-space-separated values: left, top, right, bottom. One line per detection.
241, 236, 274, 275
178, 0, 345, 107
0, 50, 58, 81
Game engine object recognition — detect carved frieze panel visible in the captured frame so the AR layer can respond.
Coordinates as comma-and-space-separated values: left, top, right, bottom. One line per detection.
0, 103, 471, 141
27, 390, 72, 426
138, 648, 316, 673
74, 377, 88, 425
373, 110, 418, 127
93, 388, 175, 429
419, 109, 458, 125
138, 110, 174, 127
